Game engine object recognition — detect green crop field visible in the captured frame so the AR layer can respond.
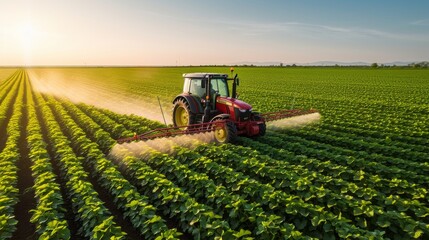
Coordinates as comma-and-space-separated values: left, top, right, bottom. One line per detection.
0, 67, 428, 239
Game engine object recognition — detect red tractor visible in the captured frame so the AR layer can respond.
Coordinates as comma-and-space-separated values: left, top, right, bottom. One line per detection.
118, 69, 317, 144
171, 71, 266, 143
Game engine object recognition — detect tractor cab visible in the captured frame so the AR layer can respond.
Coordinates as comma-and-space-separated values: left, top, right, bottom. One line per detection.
182, 73, 231, 101
177, 72, 248, 121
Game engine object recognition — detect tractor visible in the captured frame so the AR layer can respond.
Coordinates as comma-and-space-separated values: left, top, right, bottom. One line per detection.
117, 69, 317, 144
171, 71, 265, 143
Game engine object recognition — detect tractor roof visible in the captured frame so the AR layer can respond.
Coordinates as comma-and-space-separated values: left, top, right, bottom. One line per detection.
182, 73, 228, 79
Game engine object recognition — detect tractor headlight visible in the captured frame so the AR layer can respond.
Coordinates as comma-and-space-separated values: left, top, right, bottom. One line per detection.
239, 108, 247, 113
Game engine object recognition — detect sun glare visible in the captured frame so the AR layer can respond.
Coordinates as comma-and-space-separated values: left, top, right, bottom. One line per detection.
16, 23, 40, 65
19, 24, 36, 49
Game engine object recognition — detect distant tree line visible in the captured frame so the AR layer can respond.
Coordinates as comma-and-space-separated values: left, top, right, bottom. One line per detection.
370, 61, 428, 69
195, 62, 429, 68
407, 61, 429, 68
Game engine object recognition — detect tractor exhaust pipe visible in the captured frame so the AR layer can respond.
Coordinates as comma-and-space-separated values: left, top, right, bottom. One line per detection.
230, 67, 239, 99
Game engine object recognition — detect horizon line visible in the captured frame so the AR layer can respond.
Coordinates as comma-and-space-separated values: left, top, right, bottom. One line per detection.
1, 60, 428, 68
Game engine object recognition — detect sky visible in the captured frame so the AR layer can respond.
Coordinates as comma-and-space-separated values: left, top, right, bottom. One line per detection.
0, 0, 428, 66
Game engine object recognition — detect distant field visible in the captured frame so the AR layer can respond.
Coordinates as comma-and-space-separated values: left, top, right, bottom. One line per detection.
0, 68, 17, 84
0, 67, 428, 239
28, 67, 429, 133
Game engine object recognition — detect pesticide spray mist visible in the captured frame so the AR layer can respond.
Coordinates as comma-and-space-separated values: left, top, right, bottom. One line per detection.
27, 69, 172, 124
109, 132, 215, 160
110, 112, 322, 161
267, 112, 322, 130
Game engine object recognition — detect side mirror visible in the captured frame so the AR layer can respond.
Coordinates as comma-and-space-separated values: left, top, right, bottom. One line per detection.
236, 78, 240, 86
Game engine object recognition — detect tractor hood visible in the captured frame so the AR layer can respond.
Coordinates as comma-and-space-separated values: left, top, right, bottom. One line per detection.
217, 97, 252, 111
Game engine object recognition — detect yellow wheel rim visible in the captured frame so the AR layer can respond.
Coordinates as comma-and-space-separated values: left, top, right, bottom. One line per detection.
175, 106, 189, 126
214, 125, 227, 142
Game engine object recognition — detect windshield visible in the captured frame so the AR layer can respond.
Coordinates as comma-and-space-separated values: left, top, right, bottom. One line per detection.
210, 78, 229, 97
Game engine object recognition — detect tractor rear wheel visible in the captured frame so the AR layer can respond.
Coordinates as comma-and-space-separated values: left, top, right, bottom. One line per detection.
213, 121, 237, 144
172, 99, 196, 127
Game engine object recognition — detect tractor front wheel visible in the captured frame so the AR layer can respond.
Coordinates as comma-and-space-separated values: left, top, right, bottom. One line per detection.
252, 114, 266, 137
258, 123, 266, 136
213, 121, 237, 144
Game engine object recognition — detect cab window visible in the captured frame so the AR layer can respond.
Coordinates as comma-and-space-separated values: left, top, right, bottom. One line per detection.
189, 78, 205, 97
211, 78, 229, 97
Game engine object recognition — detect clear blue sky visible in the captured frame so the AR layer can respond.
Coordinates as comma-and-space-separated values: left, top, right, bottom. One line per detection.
1, 0, 428, 65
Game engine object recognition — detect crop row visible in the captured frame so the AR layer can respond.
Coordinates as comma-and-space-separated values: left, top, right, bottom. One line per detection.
236, 137, 429, 205
256, 133, 429, 219
34, 92, 127, 239
0, 74, 24, 238
246, 87, 427, 124
0, 71, 22, 129
50, 95, 249, 239
321, 108, 429, 139
281, 128, 429, 167
83, 104, 153, 136
259, 132, 429, 188
173, 147, 385, 239
318, 121, 429, 152
0, 70, 21, 104
83, 104, 165, 131
194, 143, 429, 238
245, 88, 429, 140
42, 94, 182, 239
25, 74, 71, 239
323, 103, 427, 126
72, 102, 133, 139
144, 152, 304, 238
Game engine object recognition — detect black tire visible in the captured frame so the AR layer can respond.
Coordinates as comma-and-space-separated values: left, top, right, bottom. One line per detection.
172, 99, 196, 127
258, 123, 266, 136
252, 113, 266, 137
213, 121, 237, 144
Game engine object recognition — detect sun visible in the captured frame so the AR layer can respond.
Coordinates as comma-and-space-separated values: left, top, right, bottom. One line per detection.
18, 23, 36, 50
16, 22, 41, 65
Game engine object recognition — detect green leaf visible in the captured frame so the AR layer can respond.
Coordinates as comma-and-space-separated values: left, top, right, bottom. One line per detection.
233, 229, 252, 238
413, 229, 424, 239
376, 215, 391, 228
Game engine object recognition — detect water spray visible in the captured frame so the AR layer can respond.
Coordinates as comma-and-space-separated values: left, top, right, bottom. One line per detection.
109, 132, 215, 160
267, 112, 321, 130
